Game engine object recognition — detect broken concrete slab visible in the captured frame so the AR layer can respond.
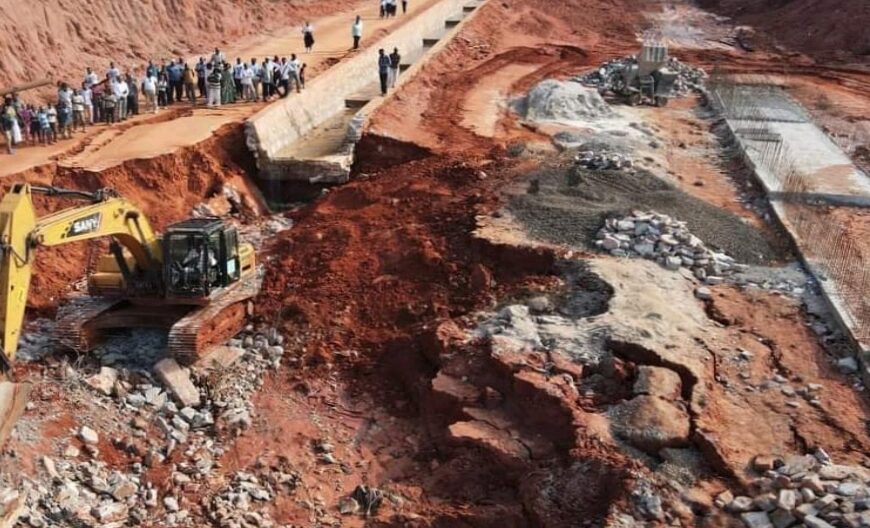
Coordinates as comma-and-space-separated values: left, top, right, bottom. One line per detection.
154, 358, 201, 408
197, 345, 246, 370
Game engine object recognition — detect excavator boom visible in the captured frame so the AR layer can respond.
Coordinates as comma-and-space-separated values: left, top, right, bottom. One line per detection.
0, 183, 160, 369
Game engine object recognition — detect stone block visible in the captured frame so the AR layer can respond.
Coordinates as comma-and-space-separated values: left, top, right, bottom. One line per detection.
154, 358, 201, 408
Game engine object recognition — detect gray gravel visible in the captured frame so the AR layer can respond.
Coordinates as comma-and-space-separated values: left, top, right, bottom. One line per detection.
508, 163, 782, 265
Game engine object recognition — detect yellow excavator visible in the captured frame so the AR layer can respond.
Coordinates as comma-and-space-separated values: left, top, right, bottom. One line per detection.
0, 183, 261, 445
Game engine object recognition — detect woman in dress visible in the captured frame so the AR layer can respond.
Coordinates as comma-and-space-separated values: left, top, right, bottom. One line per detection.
220, 63, 236, 104
302, 22, 315, 53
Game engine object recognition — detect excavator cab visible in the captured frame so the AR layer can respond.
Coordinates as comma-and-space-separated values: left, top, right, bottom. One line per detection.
163, 218, 243, 299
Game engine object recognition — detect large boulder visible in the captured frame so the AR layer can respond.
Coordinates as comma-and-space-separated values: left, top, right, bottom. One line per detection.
610, 395, 691, 454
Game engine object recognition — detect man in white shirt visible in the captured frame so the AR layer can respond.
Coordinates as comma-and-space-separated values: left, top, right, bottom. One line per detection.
249, 58, 262, 102
83, 67, 99, 89
211, 48, 225, 68
287, 54, 302, 94
106, 62, 121, 82
352, 16, 363, 50
80, 82, 94, 124
113, 78, 129, 121
142, 74, 158, 113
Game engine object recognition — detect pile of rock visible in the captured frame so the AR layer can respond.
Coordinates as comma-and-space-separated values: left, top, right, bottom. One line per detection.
595, 211, 745, 283
8, 325, 290, 527
666, 57, 706, 95
718, 451, 870, 528
574, 149, 633, 171
573, 56, 706, 97
206, 469, 300, 528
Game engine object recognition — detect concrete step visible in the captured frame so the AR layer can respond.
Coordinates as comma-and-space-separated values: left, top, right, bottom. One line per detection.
399, 63, 413, 72
422, 37, 440, 47
463, 3, 477, 12
345, 96, 372, 109
445, 18, 462, 28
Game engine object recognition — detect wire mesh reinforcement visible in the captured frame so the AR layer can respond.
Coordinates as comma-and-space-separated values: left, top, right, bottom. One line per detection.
710, 75, 869, 344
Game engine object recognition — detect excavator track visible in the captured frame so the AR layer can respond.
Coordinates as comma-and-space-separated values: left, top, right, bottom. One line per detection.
54, 271, 263, 363
54, 297, 127, 353
168, 272, 263, 364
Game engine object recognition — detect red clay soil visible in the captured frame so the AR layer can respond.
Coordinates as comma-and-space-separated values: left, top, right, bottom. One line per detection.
366, 0, 644, 153
696, 0, 870, 62
0, 0, 358, 88
9, 123, 266, 313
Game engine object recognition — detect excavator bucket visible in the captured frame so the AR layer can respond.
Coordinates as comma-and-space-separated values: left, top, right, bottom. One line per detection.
0, 379, 30, 449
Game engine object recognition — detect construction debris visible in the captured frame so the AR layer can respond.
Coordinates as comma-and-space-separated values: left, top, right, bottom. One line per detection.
720, 452, 870, 528
575, 55, 707, 97
573, 149, 634, 171
595, 210, 746, 281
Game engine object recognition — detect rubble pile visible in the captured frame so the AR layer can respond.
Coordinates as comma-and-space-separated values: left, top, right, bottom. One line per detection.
5, 325, 290, 527
574, 149, 634, 171
718, 450, 870, 528
573, 56, 707, 96
595, 211, 746, 282
206, 468, 301, 528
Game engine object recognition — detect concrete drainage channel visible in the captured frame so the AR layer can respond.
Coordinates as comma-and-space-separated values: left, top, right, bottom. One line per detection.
245, 0, 485, 199
708, 78, 870, 382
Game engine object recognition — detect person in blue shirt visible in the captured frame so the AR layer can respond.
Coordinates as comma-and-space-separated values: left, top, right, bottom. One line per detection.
166, 60, 184, 105
377, 49, 390, 96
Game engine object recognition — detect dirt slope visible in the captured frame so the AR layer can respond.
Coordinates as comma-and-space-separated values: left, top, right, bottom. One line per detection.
698, 0, 870, 60
0, 0, 352, 88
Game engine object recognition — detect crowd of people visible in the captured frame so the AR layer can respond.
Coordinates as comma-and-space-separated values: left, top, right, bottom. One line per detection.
2, 5, 414, 156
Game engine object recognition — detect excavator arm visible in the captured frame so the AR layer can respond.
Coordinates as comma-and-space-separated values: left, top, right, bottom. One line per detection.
0, 183, 161, 370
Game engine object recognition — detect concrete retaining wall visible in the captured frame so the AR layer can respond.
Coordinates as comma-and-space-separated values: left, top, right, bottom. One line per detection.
245, 0, 471, 169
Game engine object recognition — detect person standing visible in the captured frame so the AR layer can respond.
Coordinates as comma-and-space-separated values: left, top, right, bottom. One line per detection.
146, 60, 159, 80
302, 22, 315, 53
183, 64, 197, 105
249, 58, 262, 102
126, 73, 139, 116
352, 16, 363, 50
278, 57, 290, 97
167, 60, 183, 104
402, 0, 408, 13
195, 57, 208, 98
260, 57, 274, 100
211, 48, 225, 68
19, 104, 32, 145
241, 64, 255, 102
389, 47, 401, 88
83, 67, 99, 89
72, 89, 86, 132
106, 62, 121, 82
377, 48, 390, 96
157, 73, 169, 107
206, 64, 222, 107
288, 54, 302, 94
46, 103, 58, 142
299, 63, 307, 89
233, 58, 244, 96
81, 82, 94, 124
221, 63, 236, 104
113, 76, 129, 120
142, 73, 158, 113
91, 81, 104, 123
1, 98, 18, 154
57, 83, 74, 109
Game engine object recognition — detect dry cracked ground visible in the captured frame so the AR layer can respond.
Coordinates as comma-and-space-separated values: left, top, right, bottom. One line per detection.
1, 0, 870, 527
